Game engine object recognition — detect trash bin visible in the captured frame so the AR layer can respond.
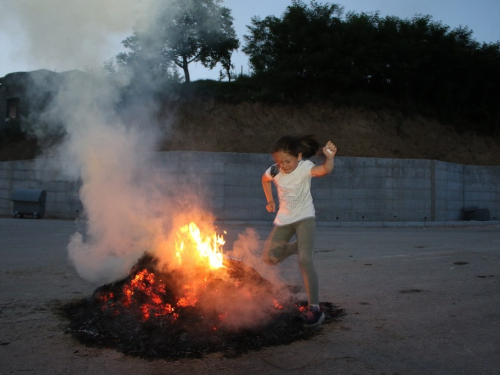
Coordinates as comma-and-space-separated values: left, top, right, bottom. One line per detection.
11, 188, 47, 219
475, 208, 490, 221
463, 207, 478, 221
463, 207, 490, 221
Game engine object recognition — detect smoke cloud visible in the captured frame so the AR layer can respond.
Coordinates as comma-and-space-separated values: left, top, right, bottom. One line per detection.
39, 71, 168, 283
5, 1, 293, 331
0, 0, 179, 282
0, 0, 158, 72
225, 227, 303, 297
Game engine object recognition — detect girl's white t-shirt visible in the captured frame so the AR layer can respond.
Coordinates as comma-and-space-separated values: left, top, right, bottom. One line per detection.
265, 159, 315, 226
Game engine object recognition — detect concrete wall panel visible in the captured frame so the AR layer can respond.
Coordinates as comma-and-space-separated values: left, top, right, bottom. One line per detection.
0, 152, 498, 223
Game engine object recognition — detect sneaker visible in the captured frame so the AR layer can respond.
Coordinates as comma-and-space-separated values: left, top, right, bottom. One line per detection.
303, 306, 325, 329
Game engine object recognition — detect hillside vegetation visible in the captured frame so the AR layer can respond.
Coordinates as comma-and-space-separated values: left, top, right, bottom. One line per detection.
159, 97, 500, 166
2, 95, 499, 166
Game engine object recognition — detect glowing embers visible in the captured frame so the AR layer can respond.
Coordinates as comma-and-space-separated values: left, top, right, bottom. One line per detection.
94, 221, 232, 323
62, 221, 344, 359
98, 268, 177, 321
63, 255, 344, 359
94, 256, 279, 324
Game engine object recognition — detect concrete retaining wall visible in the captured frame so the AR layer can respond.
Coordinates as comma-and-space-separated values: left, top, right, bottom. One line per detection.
0, 152, 498, 222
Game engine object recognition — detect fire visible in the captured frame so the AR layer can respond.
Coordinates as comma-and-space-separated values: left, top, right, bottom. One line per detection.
65, 216, 343, 358
273, 299, 284, 309
175, 222, 225, 269
115, 269, 174, 319
97, 220, 229, 321
93, 219, 292, 328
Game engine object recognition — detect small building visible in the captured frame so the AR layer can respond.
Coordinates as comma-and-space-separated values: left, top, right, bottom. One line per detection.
0, 69, 76, 139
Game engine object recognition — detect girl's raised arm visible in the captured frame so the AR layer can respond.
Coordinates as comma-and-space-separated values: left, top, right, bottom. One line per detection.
311, 141, 337, 177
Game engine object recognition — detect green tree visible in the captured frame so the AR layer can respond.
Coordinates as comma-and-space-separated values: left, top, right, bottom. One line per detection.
118, 0, 239, 83
243, 0, 344, 84
242, 0, 500, 134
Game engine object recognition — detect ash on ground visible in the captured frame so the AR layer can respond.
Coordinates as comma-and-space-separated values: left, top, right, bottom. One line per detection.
60, 254, 345, 359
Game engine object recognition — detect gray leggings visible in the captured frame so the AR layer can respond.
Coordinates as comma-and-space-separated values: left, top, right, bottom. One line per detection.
262, 218, 318, 305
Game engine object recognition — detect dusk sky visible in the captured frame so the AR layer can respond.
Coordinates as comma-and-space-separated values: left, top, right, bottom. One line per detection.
0, 0, 499, 80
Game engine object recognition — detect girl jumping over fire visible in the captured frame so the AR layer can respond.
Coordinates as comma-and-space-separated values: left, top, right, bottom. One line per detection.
262, 134, 337, 329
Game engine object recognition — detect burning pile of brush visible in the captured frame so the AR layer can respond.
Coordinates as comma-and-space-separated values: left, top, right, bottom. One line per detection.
62, 221, 343, 359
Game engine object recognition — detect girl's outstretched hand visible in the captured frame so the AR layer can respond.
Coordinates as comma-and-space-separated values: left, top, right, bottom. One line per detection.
323, 141, 337, 159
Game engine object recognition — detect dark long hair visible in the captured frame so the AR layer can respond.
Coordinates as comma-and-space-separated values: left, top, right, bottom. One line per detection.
271, 134, 320, 158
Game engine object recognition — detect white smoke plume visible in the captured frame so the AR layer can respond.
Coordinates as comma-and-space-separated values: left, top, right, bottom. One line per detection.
226, 227, 267, 274
3, 1, 291, 325
226, 227, 302, 292
43, 72, 167, 283
0, 0, 157, 73
0, 0, 175, 282
0, 0, 185, 283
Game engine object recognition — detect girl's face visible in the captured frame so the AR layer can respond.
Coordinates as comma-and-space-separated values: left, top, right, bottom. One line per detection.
273, 151, 302, 174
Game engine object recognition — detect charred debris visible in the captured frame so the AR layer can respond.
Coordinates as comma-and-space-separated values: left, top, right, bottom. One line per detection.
60, 253, 344, 359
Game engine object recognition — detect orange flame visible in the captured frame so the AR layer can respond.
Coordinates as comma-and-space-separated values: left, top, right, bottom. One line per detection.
98, 220, 233, 322
175, 222, 225, 269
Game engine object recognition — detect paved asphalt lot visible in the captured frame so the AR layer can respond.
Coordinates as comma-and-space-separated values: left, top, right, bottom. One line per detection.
0, 217, 499, 374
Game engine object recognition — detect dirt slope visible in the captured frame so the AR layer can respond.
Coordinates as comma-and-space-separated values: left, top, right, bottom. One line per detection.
2, 99, 499, 165
161, 99, 500, 166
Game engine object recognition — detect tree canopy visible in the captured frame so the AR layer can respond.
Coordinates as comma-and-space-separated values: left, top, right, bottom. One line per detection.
110, 0, 500, 136
117, 0, 239, 83
242, 0, 500, 135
